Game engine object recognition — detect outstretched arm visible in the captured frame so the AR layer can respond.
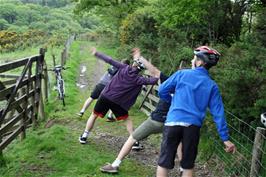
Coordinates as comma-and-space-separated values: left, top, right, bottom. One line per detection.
132, 48, 160, 78
208, 85, 236, 153
91, 47, 125, 69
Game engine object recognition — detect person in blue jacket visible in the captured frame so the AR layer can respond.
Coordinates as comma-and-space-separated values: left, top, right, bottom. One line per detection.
156, 46, 236, 177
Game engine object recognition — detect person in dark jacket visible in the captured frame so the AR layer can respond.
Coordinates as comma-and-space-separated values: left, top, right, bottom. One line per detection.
79, 48, 159, 150
77, 59, 129, 122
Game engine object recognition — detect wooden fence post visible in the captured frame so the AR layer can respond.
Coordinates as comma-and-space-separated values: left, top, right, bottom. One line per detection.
250, 127, 266, 177
61, 49, 66, 66
42, 61, 48, 102
38, 93, 45, 121
36, 48, 45, 122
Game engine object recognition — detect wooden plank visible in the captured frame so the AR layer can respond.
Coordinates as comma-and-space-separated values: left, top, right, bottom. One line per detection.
139, 85, 154, 109
140, 90, 146, 96
0, 56, 38, 73
0, 74, 20, 78
2, 121, 32, 138
154, 85, 159, 91
0, 126, 22, 150
1, 89, 36, 125
143, 101, 156, 112
2, 79, 17, 85
0, 111, 24, 135
2, 100, 34, 124
0, 75, 36, 101
9, 90, 35, 110
140, 107, 151, 116
148, 94, 159, 103
0, 86, 12, 101
0, 58, 29, 73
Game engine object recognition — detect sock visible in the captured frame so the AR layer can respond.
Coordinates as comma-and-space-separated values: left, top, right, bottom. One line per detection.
82, 130, 89, 138
80, 109, 85, 113
112, 159, 121, 167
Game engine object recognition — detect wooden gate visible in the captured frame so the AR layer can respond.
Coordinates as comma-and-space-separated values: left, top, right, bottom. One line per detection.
0, 49, 46, 153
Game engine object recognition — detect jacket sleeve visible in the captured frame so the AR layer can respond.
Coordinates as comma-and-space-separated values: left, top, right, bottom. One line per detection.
158, 71, 179, 103
95, 52, 126, 69
209, 84, 229, 141
136, 76, 159, 85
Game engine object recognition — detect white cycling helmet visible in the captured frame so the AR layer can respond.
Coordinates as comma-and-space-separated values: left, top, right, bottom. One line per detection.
261, 112, 266, 127
133, 59, 146, 70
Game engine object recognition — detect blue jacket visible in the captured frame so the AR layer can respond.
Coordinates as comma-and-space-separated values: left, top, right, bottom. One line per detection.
158, 67, 229, 141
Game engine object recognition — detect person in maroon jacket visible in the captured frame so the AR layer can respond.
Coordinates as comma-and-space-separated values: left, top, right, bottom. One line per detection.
79, 47, 160, 149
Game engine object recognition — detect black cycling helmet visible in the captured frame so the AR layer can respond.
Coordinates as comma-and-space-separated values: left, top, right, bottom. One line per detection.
194, 46, 221, 67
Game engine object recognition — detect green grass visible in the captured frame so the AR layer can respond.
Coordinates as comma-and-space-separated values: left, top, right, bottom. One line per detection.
0, 125, 151, 177
0, 40, 154, 177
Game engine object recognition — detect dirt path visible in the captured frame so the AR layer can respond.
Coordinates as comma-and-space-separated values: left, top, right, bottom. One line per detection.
74, 47, 212, 177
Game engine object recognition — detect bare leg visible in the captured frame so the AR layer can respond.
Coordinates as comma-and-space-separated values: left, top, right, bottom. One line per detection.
107, 110, 113, 118
117, 135, 137, 160
156, 165, 168, 177
80, 97, 94, 113
125, 117, 134, 135
85, 112, 98, 131
177, 143, 182, 161
182, 169, 193, 177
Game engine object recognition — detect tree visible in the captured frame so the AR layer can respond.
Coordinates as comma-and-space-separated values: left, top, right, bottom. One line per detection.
74, 0, 147, 27
153, 0, 248, 45
0, 19, 9, 30
254, 3, 266, 47
0, 4, 18, 24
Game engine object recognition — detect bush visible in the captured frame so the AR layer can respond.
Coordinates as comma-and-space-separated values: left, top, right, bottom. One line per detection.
213, 41, 266, 124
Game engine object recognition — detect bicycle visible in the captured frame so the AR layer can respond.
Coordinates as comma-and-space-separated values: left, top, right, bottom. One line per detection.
48, 65, 67, 106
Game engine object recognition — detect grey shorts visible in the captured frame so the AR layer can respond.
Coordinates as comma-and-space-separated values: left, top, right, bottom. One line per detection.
132, 117, 164, 141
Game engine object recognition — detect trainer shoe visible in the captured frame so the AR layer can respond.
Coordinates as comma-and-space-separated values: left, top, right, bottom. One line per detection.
100, 163, 118, 173
179, 167, 184, 176
79, 135, 87, 144
106, 116, 116, 122
77, 112, 84, 117
132, 141, 143, 151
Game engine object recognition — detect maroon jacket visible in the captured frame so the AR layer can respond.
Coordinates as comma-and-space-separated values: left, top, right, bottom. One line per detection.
95, 52, 158, 111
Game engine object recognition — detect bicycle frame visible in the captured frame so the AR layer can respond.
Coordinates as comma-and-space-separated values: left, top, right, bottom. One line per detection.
51, 65, 66, 106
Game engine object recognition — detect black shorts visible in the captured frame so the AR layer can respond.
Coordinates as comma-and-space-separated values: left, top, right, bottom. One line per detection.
158, 125, 200, 169
90, 83, 106, 99
93, 95, 128, 120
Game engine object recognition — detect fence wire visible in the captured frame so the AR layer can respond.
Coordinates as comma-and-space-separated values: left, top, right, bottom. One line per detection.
205, 110, 266, 177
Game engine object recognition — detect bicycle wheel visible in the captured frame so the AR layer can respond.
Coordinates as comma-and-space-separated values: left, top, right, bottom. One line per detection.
62, 97, 65, 106
58, 79, 65, 106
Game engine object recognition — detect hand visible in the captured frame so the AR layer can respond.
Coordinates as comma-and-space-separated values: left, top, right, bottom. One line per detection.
132, 48, 140, 60
91, 47, 97, 55
224, 141, 236, 153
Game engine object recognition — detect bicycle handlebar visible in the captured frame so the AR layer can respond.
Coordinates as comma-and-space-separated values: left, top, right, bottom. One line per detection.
48, 66, 70, 71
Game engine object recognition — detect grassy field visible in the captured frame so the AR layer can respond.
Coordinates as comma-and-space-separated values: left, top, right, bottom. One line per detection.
0, 40, 156, 177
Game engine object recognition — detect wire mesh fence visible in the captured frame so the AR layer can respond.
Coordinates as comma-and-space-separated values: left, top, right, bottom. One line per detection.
203, 110, 266, 177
